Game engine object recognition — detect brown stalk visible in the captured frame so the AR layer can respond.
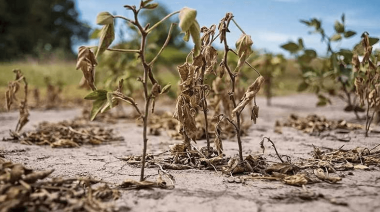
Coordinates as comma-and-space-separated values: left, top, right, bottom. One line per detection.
113, 5, 178, 181
199, 58, 211, 152
220, 17, 244, 162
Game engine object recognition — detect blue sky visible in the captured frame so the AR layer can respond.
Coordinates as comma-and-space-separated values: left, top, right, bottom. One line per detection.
74, 0, 380, 56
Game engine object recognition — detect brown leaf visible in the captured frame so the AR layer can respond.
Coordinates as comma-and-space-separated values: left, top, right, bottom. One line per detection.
76, 46, 98, 91
313, 168, 341, 183
283, 174, 310, 186
232, 76, 265, 114
50, 139, 80, 148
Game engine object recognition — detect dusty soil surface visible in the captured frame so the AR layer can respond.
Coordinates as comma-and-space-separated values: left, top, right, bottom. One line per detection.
1, 94, 380, 212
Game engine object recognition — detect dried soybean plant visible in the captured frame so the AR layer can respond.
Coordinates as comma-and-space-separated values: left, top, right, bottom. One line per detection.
5, 69, 30, 133
353, 32, 380, 137
76, 1, 198, 181
173, 12, 263, 162
216, 13, 264, 162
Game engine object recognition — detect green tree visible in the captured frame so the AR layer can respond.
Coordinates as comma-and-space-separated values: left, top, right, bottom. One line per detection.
0, 0, 90, 61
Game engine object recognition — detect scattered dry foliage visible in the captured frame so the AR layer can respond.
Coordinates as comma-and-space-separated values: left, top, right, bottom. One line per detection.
0, 158, 121, 212
275, 114, 363, 136
119, 136, 380, 189
3, 117, 123, 147
224, 138, 380, 187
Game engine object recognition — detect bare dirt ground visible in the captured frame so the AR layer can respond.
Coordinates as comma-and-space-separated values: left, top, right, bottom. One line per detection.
1, 94, 380, 212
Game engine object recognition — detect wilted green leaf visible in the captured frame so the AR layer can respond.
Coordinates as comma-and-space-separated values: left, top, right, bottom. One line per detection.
90, 28, 101, 39
143, 3, 158, 9
330, 33, 342, 41
160, 84, 171, 94
90, 99, 107, 121
344, 30, 356, 38
97, 23, 115, 57
96, 12, 114, 25
369, 37, 379, 46
84, 90, 108, 100
280, 42, 300, 53
334, 21, 344, 33
341, 13, 345, 23
190, 20, 201, 56
179, 7, 197, 32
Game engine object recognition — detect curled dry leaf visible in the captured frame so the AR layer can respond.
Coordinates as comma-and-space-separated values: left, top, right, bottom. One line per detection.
178, 63, 196, 91
313, 168, 342, 183
232, 76, 265, 114
283, 174, 311, 186
76, 46, 98, 91
234, 34, 254, 73
203, 45, 218, 75
173, 94, 197, 141
5, 81, 19, 111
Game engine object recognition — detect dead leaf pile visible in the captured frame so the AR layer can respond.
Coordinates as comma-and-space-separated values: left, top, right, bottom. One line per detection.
0, 159, 121, 212
4, 117, 123, 147
221, 138, 380, 187
276, 113, 363, 134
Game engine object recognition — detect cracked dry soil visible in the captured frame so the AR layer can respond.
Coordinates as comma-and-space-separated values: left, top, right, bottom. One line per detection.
1, 94, 380, 212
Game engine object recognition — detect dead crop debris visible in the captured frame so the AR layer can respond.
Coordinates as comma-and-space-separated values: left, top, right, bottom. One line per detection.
3, 117, 123, 148
0, 158, 122, 212
224, 139, 380, 187
275, 114, 364, 136
121, 137, 380, 189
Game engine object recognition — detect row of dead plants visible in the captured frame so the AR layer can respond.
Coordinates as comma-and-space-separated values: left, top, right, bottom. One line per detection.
75, 0, 264, 182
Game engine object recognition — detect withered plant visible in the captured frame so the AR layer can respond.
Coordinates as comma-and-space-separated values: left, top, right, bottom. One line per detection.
76, 1, 198, 181
217, 13, 264, 161
353, 32, 380, 137
5, 69, 30, 133
173, 12, 263, 162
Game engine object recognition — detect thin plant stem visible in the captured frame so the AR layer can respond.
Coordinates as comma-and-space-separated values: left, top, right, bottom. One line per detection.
365, 98, 370, 137
261, 137, 285, 163
146, 11, 180, 33
199, 60, 210, 152
221, 28, 244, 162
114, 15, 134, 23
106, 48, 140, 53
149, 23, 176, 66
229, 49, 261, 76
232, 18, 246, 35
